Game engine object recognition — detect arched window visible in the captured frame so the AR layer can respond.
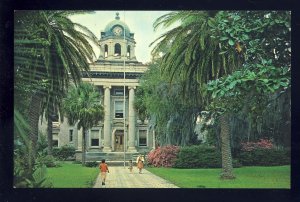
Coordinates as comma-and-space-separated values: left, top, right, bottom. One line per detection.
104, 44, 108, 58
114, 43, 121, 56
127, 45, 130, 57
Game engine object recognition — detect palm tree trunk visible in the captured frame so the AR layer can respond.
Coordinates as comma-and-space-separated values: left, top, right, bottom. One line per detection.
219, 113, 235, 179
47, 113, 53, 156
47, 97, 54, 156
28, 92, 42, 170
82, 128, 86, 166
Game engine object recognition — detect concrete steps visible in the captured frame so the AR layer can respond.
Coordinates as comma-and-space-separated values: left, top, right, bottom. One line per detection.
84, 152, 140, 162
75, 151, 144, 166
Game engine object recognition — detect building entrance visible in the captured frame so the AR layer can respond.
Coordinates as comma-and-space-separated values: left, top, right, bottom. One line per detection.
114, 130, 124, 152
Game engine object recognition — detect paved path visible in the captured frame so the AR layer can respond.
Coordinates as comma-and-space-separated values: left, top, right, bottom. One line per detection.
93, 166, 179, 188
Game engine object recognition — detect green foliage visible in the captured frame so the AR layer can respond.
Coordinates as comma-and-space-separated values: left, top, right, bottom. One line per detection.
14, 11, 99, 187
174, 145, 241, 168
63, 82, 104, 165
36, 154, 59, 168
30, 165, 53, 187
152, 11, 242, 92
236, 149, 290, 166
174, 145, 221, 168
134, 88, 148, 121
211, 11, 291, 68
52, 145, 76, 160
63, 83, 104, 130
14, 9, 99, 152
135, 62, 200, 146
206, 11, 291, 118
206, 62, 290, 114
85, 161, 99, 167
14, 109, 31, 149
14, 146, 53, 187
37, 132, 49, 155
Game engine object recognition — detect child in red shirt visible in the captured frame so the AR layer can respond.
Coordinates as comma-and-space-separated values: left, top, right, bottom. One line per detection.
99, 159, 109, 186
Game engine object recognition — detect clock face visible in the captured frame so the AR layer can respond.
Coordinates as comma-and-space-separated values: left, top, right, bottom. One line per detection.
113, 26, 123, 36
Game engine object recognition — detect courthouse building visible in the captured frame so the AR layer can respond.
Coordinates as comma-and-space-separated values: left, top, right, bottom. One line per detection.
39, 13, 154, 160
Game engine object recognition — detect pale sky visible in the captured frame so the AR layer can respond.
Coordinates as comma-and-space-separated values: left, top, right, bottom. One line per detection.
69, 11, 175, 64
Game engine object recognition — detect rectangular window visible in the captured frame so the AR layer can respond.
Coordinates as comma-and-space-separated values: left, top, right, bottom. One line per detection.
139, 130, 147, 146
115, 101, 124, 118
114, 89, 124, 96
90, 130, 99, 146
53, 133, 58, 147
69, 129, 73, 142
52, 114, 59, 122
53, 140, 58, 147
91, 139, 99, 146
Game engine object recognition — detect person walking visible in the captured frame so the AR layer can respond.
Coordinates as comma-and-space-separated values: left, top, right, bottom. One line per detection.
99, 159, 109, 186
128, 160, 133, 173
136, 154, 144, 174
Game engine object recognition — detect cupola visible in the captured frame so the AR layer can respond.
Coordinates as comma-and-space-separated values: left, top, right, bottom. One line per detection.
98, 12, 138, 62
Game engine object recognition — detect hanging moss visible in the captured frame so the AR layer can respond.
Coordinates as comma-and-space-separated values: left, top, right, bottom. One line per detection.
228, 88, 291, 151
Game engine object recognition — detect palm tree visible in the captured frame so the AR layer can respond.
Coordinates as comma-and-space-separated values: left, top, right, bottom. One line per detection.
63, 83, 104, 166
14, 10, 98, 156
151, 11, 243, 179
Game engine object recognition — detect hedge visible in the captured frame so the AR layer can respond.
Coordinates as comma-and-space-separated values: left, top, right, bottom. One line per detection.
174, 145, 241, 168
52, 145, 76, 160
236, 148, 290, 166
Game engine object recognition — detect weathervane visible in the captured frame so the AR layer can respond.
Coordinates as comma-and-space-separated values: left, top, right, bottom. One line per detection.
115, 12, 120, 20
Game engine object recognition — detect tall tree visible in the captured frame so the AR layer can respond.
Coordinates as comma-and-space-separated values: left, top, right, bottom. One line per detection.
14, 10, 98, 157
151, 11, 242, 179
63, 83, 104, 166
150, 10, 290, 179
206, 11, 291, 149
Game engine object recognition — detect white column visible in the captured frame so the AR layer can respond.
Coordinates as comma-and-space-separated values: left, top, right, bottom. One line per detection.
99, 44, 104, 58
128, 86, 137, 152
103, 85, 112, 152
131, 44, 136, 58
98, 127, 102, 149
109, 42, 113, 57
122, 42, 126, 57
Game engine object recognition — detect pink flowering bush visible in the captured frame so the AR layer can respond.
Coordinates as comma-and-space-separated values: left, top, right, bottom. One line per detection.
240, 138, 274, 151
147, 145, 180, 167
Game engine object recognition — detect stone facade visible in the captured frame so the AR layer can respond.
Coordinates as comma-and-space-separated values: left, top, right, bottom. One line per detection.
38, 13, 154, 158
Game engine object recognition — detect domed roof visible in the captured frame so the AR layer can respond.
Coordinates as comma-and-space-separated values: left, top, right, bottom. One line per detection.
104, 12, 131, 37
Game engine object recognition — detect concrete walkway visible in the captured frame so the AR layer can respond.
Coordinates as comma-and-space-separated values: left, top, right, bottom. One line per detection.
93, 166, 179, 188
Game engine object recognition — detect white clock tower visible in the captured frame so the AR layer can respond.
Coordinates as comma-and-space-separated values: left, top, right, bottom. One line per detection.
98, 12, 138, 62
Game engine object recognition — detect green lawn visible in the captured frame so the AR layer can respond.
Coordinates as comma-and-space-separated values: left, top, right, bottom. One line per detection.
46, 162, 99, 188
146, 165, 290, 188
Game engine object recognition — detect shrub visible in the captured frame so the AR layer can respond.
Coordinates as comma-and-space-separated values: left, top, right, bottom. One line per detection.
85, 161, 99, 167
174, 145, 221, 168
241, 139, 274, 151
36, 155, 58, 167
147, 145, 180, 167
52, 145, 76, 160
237, 139, 290, 166
37, 132, 48, 156
173, 145, 242, 169
237, 148, 290, 166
